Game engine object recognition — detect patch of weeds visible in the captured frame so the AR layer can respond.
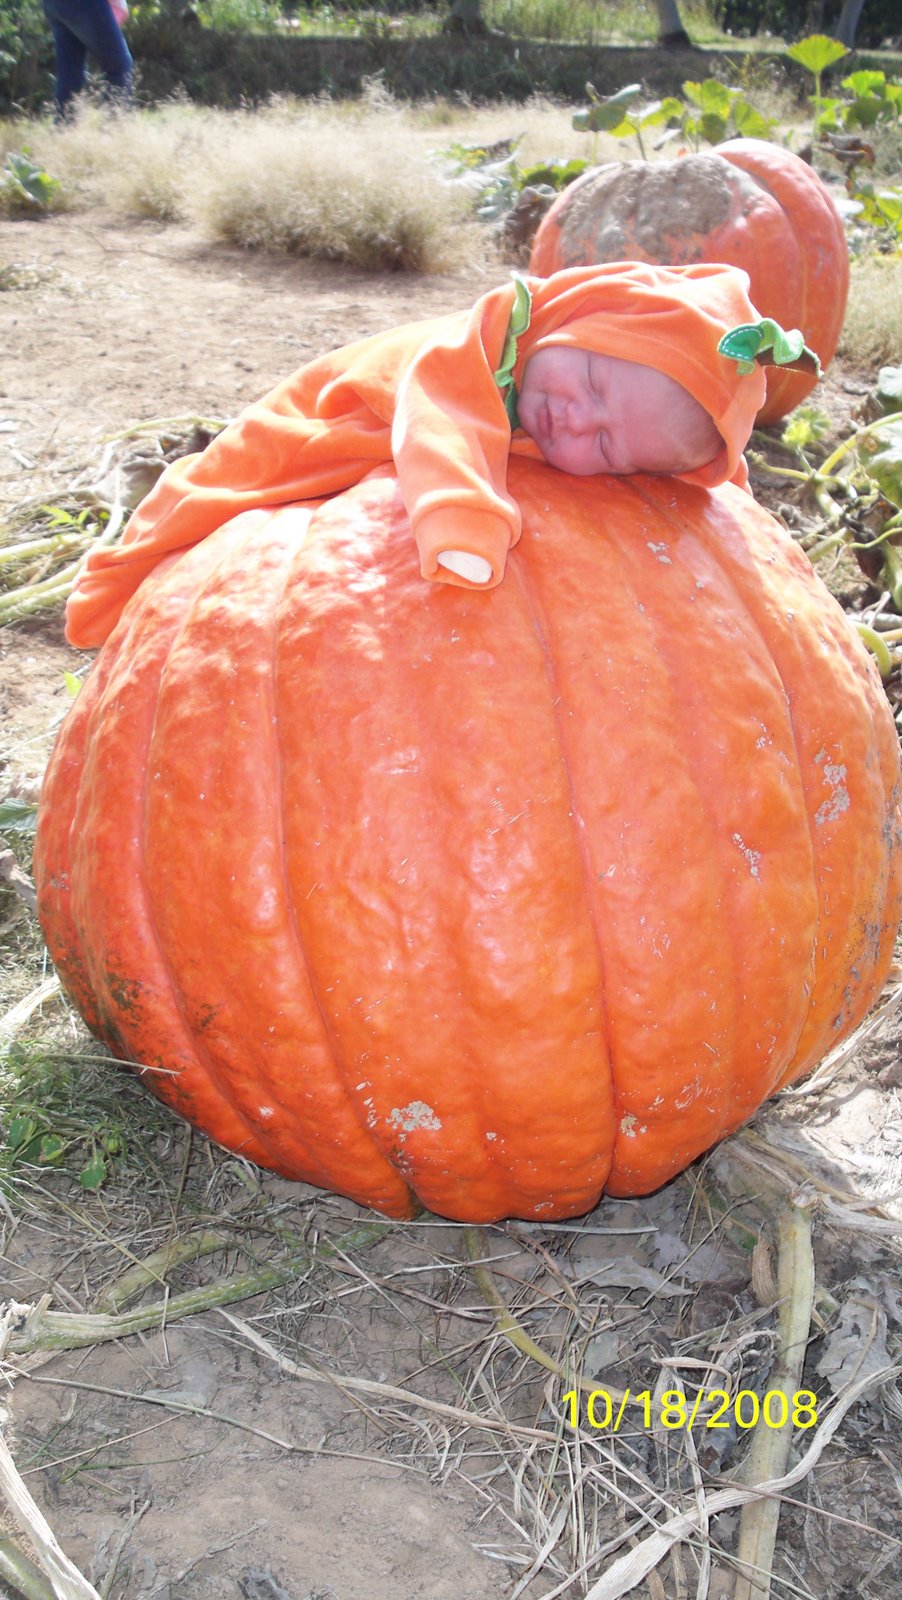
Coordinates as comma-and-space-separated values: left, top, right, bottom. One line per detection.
0, 1041, 179, 1200
750, 366, 902, 687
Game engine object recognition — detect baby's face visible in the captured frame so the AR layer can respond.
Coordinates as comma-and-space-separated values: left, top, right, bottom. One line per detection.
517, 347, 722, 477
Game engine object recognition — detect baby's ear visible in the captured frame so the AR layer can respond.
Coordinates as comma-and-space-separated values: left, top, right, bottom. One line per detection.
717, 320, 822, 377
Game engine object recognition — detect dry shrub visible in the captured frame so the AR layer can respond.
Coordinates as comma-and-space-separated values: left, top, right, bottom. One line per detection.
184, 91, 492, 268
5, 92, 505, 271
188, 96, 486, 271
840, 254, 902, 368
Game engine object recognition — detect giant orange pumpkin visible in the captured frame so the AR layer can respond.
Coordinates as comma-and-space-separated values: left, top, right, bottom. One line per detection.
35, 462, 902, 1222
528, 139, 849, 426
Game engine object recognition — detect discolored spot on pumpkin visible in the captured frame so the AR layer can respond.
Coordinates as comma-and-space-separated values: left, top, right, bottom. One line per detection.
388, 1100, 442, 1135
814, 761, 850, 825
732, 833, 762, 878
557, 158, 740, 268
105, 971, 146, 1018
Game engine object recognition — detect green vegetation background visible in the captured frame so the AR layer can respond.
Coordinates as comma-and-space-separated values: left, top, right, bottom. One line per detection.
3, 0, 901, 116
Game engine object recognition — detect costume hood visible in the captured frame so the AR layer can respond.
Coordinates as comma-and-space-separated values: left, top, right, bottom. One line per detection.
514, 262, 768, 488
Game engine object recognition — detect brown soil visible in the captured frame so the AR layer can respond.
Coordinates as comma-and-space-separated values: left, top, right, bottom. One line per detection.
1, 210, 901, 1600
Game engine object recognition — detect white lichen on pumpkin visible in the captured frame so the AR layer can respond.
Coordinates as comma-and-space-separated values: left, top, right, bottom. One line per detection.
388, 1101, 442, 1134
813, 749, 851, 825
732, 832, 762, 877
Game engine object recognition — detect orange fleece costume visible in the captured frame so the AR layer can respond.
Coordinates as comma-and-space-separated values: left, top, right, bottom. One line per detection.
65, 262, 768, 649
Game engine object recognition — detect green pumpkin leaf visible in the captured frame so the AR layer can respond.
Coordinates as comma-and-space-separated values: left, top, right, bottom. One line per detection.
844, 96, 887, 130
38, 1133, 65, 1165
731, 99, 775, 138
877, 367, 902, 411
863, 421, 902, 509
683, 78, 733, 117
574, 83, 644, 135
79, 1151, 108, 1190
7, 1114, 38, 1151
0, 796, 38, 833
699, 112, 730, 145
521, 157, 587, 189
842, 70, 888, 96
786, 33, 849, 74
598, 83, 643, 112
813, 95, 845, 130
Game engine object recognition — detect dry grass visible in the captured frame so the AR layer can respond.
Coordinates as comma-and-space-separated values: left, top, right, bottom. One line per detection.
0, 92, 566, 270
840, 254, 902, 368
0, 91, 623, 267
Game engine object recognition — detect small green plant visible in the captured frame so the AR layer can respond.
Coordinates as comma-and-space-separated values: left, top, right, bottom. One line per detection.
1, 1046, 131, 1192
569, 77, 777, 161
678, 77, 777, 147
0, 795, 39, 834
787, 34, 902, 140
845, 179, 902, 250
570, 83, 682, 160
0, 150, 60, 214
440, 138, 587, 224
751, 370, 902, 664
785, 31, 849, 117
0, 501, 116, 622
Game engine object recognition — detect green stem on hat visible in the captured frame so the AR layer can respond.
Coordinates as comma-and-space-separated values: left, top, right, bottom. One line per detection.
717, 320, 822, 377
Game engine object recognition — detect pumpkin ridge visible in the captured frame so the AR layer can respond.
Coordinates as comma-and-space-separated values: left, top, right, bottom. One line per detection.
267, 513, 420, 1208
34, 629, 124, 1037
61, 532, 286, 1170
146, 512, 415, 1208
685, 483, 901, 1075
131, 525, 311, 1171
508, 535, 618, 1142
630, 476, 817, 1108
272, 481, 616, 1221
575, 477, 811, 1192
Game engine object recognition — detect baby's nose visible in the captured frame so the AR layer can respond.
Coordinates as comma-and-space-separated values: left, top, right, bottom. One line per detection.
564, 395, 600, 434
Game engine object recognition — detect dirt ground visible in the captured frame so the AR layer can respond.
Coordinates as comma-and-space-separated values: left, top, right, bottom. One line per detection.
1, 210, 902, 1600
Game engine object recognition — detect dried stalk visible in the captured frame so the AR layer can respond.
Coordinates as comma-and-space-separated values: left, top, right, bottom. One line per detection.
0, 1431, 101, 1600
733, 1194, 816, 1600
1, 1218, 392, 1355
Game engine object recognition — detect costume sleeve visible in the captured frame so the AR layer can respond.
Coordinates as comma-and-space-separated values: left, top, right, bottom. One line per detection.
391, 288, 522, 590
63, 325, 424, 649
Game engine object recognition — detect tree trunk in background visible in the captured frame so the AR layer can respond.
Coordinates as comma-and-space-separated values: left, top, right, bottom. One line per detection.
653, 0, 692, 45
445, 0, 490, 33
835, 0, 866, 45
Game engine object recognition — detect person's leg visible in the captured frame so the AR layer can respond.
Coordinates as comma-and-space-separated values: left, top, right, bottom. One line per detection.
43, 2, 89, 114
43, 0, 132, 109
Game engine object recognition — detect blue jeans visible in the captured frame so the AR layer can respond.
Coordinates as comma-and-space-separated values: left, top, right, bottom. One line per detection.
42, 0, 133, 114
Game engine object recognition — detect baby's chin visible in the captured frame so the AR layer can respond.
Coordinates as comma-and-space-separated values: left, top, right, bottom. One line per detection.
536, 441, 612, 477
540, 448, 617, 476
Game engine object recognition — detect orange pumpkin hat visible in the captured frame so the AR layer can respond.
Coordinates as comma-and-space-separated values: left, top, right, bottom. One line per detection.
511, 262, 769, 488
